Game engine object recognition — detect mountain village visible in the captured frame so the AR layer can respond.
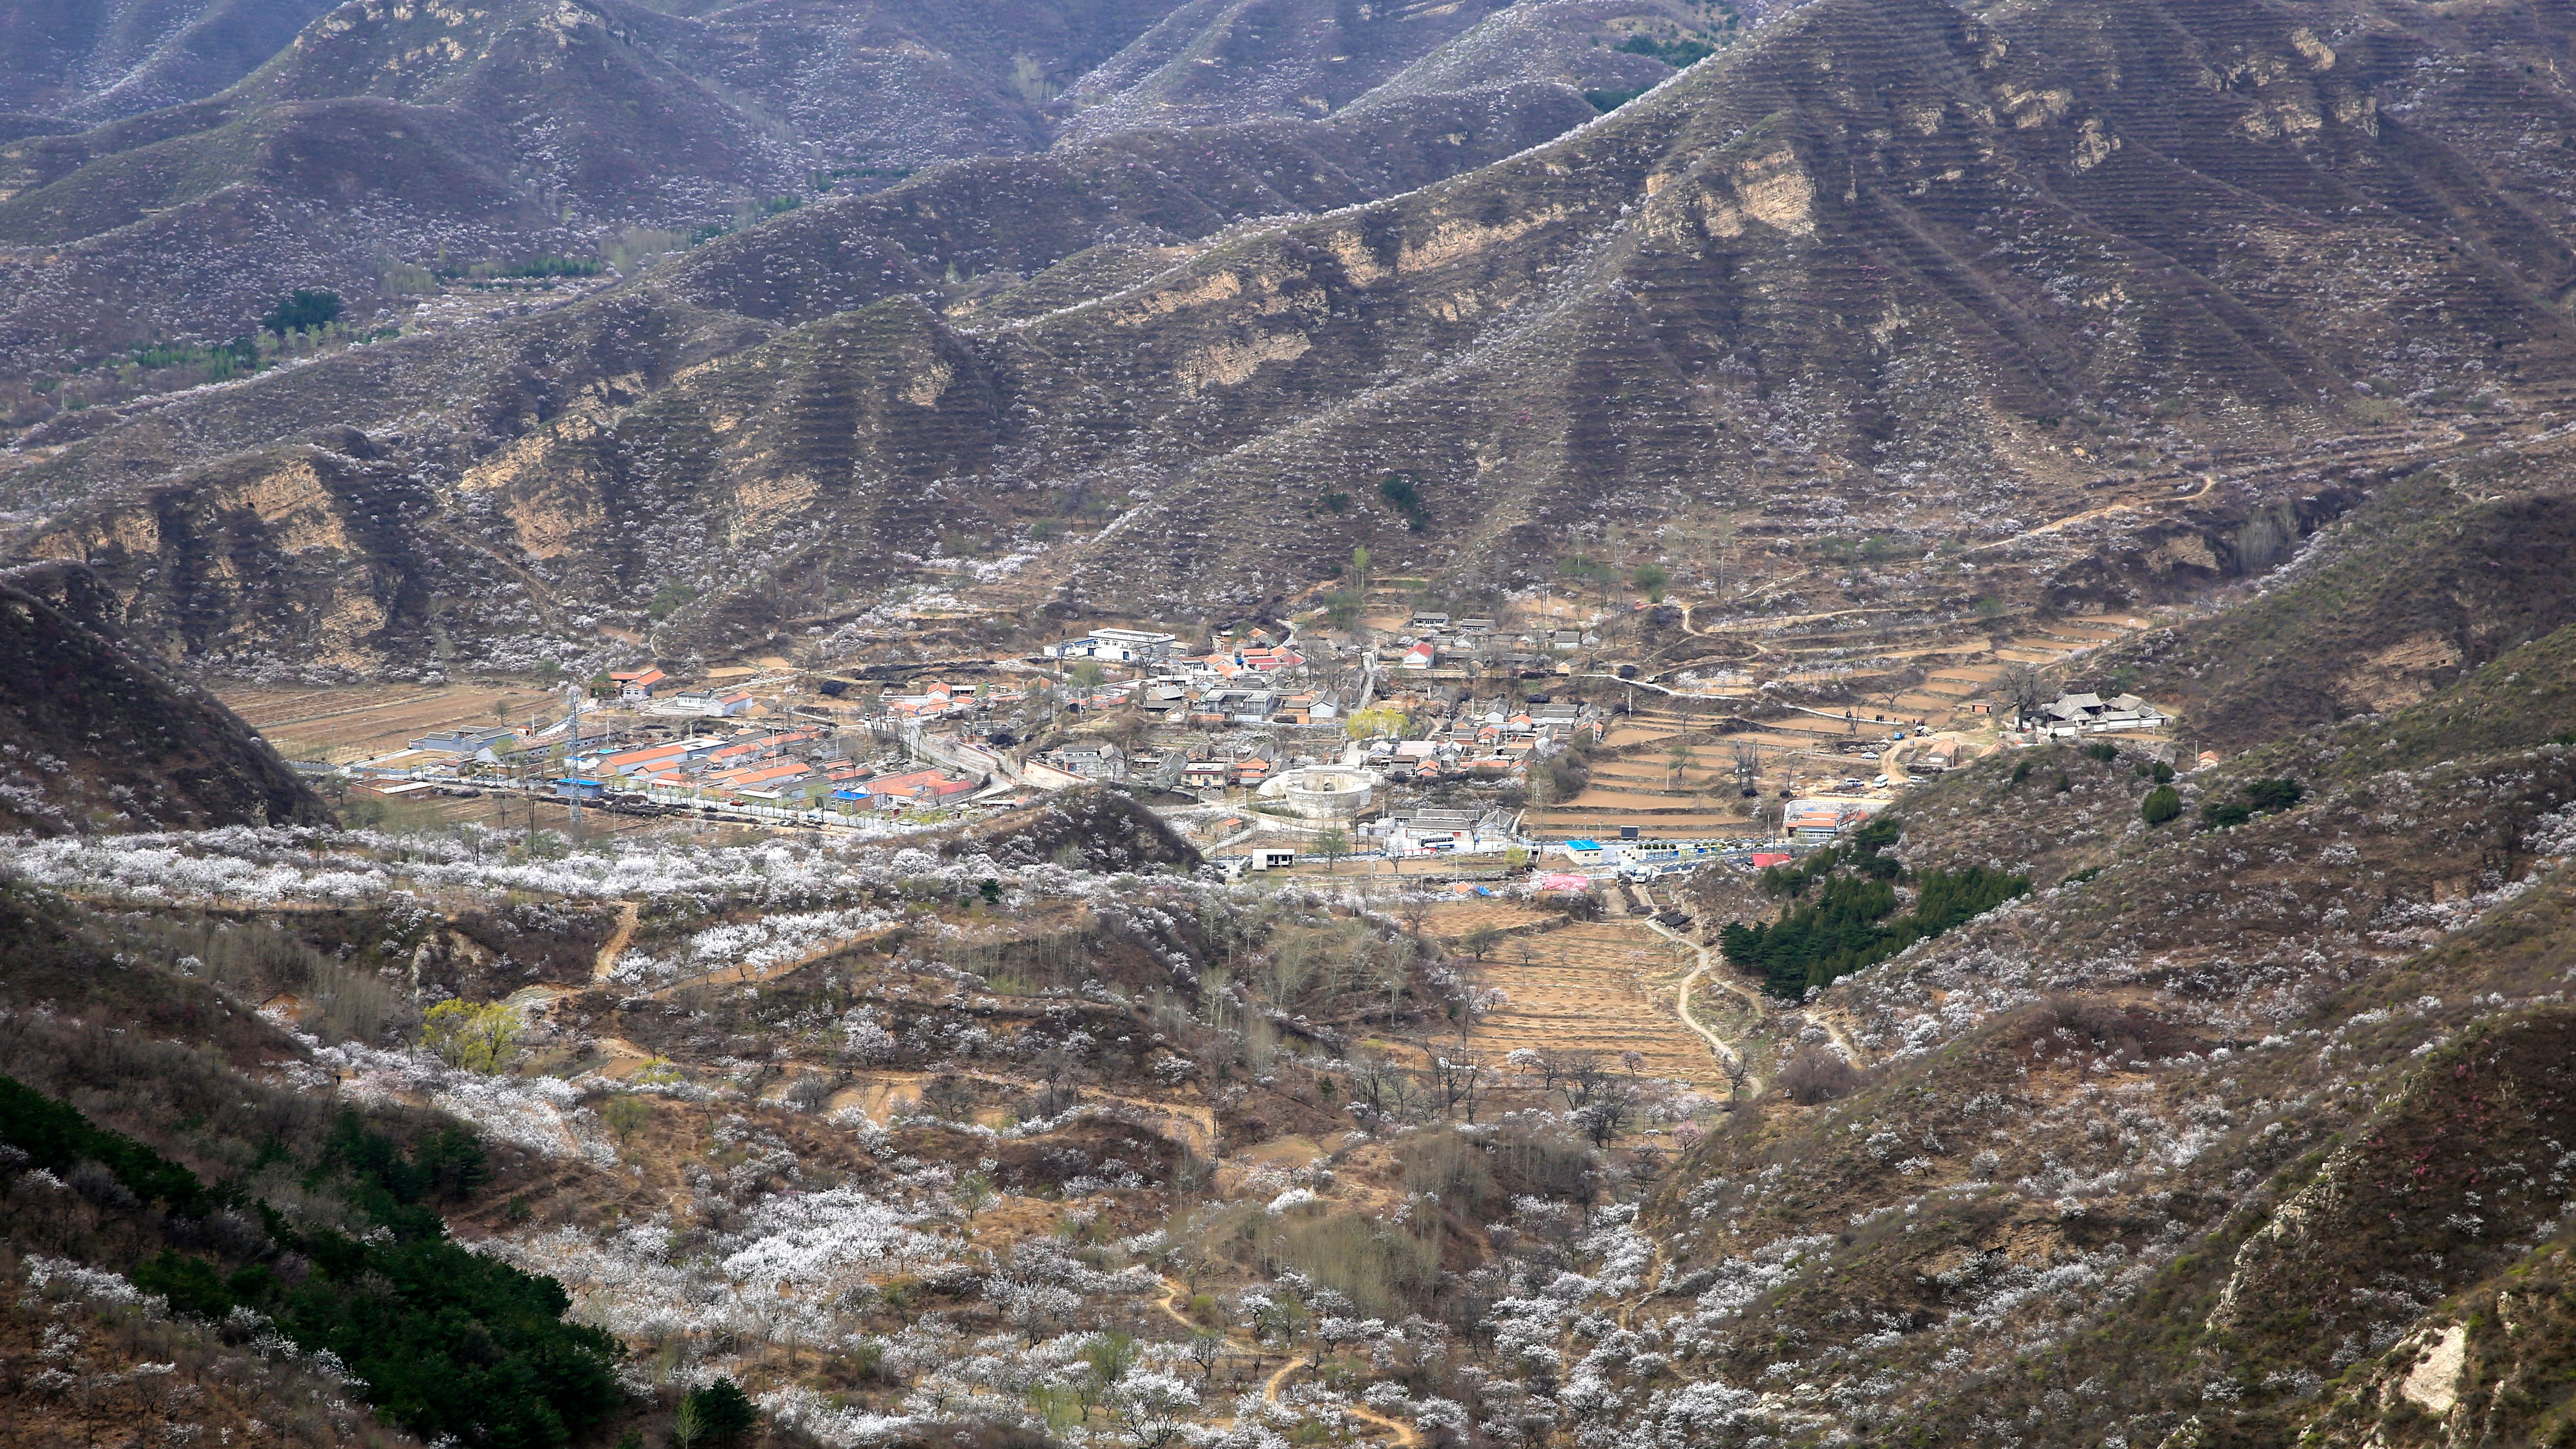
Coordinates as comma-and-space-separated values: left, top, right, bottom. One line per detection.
252, 581, 2186, 905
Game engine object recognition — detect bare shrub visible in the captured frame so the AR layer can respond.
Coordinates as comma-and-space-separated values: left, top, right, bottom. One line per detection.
1253, 1211, 1440, 1319
1485, 1123, 1593, 1201
919, 1073, 977, 1121
2032, 994, 2192, 1066
1776, 1046, 1860, 1104
1402, 1127, 1498, 1214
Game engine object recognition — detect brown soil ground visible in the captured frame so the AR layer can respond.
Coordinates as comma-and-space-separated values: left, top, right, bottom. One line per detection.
358, 788, 701, 842
220, 683, 563, 762
1422, 900, 1561, 937
1457, 919, 1726, 1087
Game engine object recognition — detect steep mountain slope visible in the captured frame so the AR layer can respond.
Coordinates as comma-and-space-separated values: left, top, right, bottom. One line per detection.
1346, 0, 1731, 112
10, 0, 2576, 679
1621, 499, 2576, 1448
0, 87, 1594, 679
0, 0, 1201, 379
0, 97, 554, 380
0, 0, 335, 124
0, 561, 329, 833
654, 82, 1600, 324
0, 0, 1638, 394
1054, 0, 1513, 136
1010, 0, 2576, 611
1052, 0, 1724, 139
2067, 433, 2576, 752
0, 72, 1582, 402
231, 0, 1185, 166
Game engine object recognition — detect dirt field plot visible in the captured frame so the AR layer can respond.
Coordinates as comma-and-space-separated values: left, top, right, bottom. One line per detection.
1548, 786, 1727, 813
1422, 899, 1560, 940
1601, 723, 1687, 749
221, 683, 562, 762
1524, 811, 1745, 841
1461, 921, 1724, 1086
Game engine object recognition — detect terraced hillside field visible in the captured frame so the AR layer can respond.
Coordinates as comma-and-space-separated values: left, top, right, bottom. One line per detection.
219, 683, 568, 763
1453, 916, 1728, 1087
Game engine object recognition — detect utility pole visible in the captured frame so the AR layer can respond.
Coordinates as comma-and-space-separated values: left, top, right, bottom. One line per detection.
564, 682, 583, 839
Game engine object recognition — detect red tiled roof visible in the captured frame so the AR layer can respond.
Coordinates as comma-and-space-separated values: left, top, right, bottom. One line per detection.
862, 768, 975, 799
602, 743, 688, 769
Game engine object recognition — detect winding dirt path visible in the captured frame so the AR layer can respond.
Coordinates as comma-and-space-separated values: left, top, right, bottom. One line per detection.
1642, 915, 1871, 1076
1807, 1007, 1869, 1067
593, 899, 640, 982
1154, 1279, 1414, 1445
631, 927, 900, 1001
1642, 918, 1759, 1097
1156, 1276, 1200, 1333
828, 1072, 1217, 1154
1263, 1362, 1419, 1448
1344, 1399, 1419, 1446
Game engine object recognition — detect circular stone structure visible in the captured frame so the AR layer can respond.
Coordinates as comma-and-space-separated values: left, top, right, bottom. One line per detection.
1257, 765, 1377, 821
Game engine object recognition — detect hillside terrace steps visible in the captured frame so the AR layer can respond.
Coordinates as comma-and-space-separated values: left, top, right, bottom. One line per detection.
1892, 695, 1966, 724
1456, 920, 1727, 1088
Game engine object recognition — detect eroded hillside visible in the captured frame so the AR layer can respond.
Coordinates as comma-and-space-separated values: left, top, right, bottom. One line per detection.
6, 0, 2574, 676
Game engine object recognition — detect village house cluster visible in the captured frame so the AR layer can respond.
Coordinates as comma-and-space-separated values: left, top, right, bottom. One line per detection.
326, 594, 2180, 890
857, 621, 1633, 866
2008, 690, 2171, 740
347, 666, 986, 826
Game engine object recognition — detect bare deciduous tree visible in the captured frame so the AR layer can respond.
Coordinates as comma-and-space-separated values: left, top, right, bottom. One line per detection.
1574, 1085, 1636, 1147
1430, 1050, 1489, 1123
2001, 663, 2048, 724
1189, 1329, 1226, 1381
1776, 1046, 1860, 1104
